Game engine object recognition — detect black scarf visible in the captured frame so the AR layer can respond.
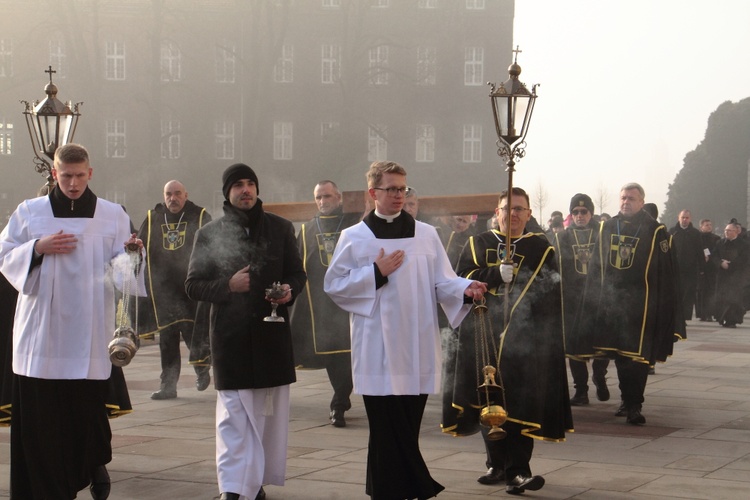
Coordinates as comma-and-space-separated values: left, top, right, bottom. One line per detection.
49, 186, 97, 218
223, 199, 264, 242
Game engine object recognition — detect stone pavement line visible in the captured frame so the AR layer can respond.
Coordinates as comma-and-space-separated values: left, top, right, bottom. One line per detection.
2, 320, 750, 498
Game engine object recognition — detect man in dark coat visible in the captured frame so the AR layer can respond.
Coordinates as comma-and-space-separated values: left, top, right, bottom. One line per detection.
290, 180, 358, 427
443, 187, 572, 495
669, 210, 704, 324
185, 163, 306, 500
712, 222, 749, 328
696, 219, 721, 321
138, 180, 212, 399
555, 193, 610, 406
572, 183, 681, 426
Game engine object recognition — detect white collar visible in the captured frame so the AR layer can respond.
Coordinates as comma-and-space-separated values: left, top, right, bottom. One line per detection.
374, 209, 401, 223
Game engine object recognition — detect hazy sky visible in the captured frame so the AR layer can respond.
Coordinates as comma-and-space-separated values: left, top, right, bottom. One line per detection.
510, 0, 750, 222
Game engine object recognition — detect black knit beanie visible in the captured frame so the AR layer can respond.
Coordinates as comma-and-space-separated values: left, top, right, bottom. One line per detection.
222, 163, 259, 200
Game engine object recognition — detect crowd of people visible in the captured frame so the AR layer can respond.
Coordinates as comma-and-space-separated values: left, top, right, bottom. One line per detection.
1, 146, 747, 499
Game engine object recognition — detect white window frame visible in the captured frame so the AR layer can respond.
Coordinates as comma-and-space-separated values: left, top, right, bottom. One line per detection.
322, 0, 341, 7
274, 44, 294, 83
368, 45, 389, 86
464, 46, 484, 86
416, 124, 435, 163
106, 119, 127, 158
418, 0, 438, 7
466, 0, 485, 9
368, 125, 387, 162
161, 41, 182, 82
0, 39, 13, 78
105, 41, 126, 80
417, 46, 436, 86
320, 121, 340, 142
0, 119, 13, 155
273, 121, 293, 160
160, 120, 181, 160
371, 0, 389, 7
216, 40, 236, 84
215, 121, 235, 160
321, 44, 341, 84
49, 41, 66, 79
463, 124, 482, 163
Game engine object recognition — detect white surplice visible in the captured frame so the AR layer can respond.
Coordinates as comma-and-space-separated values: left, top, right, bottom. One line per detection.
0, 196, 145, 380
324, 220, 471, 396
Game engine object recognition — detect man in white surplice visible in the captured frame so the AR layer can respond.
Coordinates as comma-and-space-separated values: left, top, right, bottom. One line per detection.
0, 143, 145, 500
324, 161, 487, 500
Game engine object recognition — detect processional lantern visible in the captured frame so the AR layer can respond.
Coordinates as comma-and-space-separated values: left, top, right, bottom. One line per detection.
21, 66, 83, 187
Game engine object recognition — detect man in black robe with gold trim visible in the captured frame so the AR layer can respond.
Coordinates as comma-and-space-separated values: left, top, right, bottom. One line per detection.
571, 183, 681, 426
137, 180, 211, 399
712, 222, 749, 327
290, 180, 358, 427
443, 187, 572, 495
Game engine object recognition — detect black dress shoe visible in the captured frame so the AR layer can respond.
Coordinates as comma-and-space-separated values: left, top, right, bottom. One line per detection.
330, 410, 346, 427
626, 405, 646, 425
569, 391, 589, 406
477, 467, 505, 484
220, 493, 240, 500
614, 401, 627, 417
90, 465, 111, 500
648, 366, 656, 375
196, 370, 211, 391
592, 374, 610, 401
255, 486, 266, 500
151, 388, 177, 400
506, 474, 545, 495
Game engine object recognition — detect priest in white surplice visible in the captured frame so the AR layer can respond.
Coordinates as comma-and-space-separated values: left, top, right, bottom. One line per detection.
0, 144, 145, 500
324, 161, 487, 500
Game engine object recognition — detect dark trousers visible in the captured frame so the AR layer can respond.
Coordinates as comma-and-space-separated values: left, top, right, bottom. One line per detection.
483, 422, 534, 480
159, 322, 205, 390
615, 356, 649, 407
680, 274, 697, 321
569, 358, 610, 393
695, 270, 716, 320
325, 353, 353, 412
12, 375, 111, 499
362, 394, 444, 500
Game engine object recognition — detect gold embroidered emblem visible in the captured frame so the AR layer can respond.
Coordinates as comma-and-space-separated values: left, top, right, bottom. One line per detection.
161, 222, 187, 250
316, 232, 341, 267
609, 234, 639, 269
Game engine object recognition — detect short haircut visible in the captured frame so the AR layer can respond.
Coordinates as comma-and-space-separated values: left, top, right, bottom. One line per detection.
699, 218, 712, 225
54, 143, 89, 167
498, 187, 530, 207
405, 187, 417, 198
316, 180, 340, 194
366, 161, 407, 189
620, 182, 645, 200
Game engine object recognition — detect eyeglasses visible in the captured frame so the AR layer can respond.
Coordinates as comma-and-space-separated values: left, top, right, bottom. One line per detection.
571, 208, 589, 215
499, 206, 530, 213
373, 186, 412, 197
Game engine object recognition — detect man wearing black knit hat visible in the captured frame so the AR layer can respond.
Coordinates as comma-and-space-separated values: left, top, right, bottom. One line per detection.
186, 163, 306, 500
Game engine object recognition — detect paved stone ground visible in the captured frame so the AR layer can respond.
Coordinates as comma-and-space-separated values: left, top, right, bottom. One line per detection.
2, 318, 750, 499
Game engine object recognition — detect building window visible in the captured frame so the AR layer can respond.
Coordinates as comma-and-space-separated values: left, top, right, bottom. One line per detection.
160, 120, 181, 160
368, 125, 387, 162
273, 122, 293, 160
418, 0, 438, 7
274, 44, 294, 83
464, 47, 484, 86
371, 0, 389, 7
322, 0, 341, 7
416, 125, 435, 163
463, 124, 482, 163
106, 119, 127, 158
466, 0, 485, 9
320, 121, 340, 142
0, 39, 12, 78
321, 44, 341, 84
417, 46, 436, 86
368, 45, 389, 86
215, 121, 235, 160
0, 119, 13, 155
49, 41, 66, 79
105, 41, 126, 80
161, 41, 182, 82
216, 40, 236, 83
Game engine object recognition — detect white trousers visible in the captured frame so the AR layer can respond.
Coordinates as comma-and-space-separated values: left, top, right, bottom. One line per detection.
216, 386, 290, 499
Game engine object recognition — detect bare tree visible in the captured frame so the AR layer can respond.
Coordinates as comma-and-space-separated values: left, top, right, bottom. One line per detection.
533, 178, 549, 227
595, 182, 611, 215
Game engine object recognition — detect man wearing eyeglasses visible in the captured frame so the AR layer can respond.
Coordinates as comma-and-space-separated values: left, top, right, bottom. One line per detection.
572, 183, 681, 426
324, 161, 487, 500
443, 187, 572, 495
554, 194, 610, 406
